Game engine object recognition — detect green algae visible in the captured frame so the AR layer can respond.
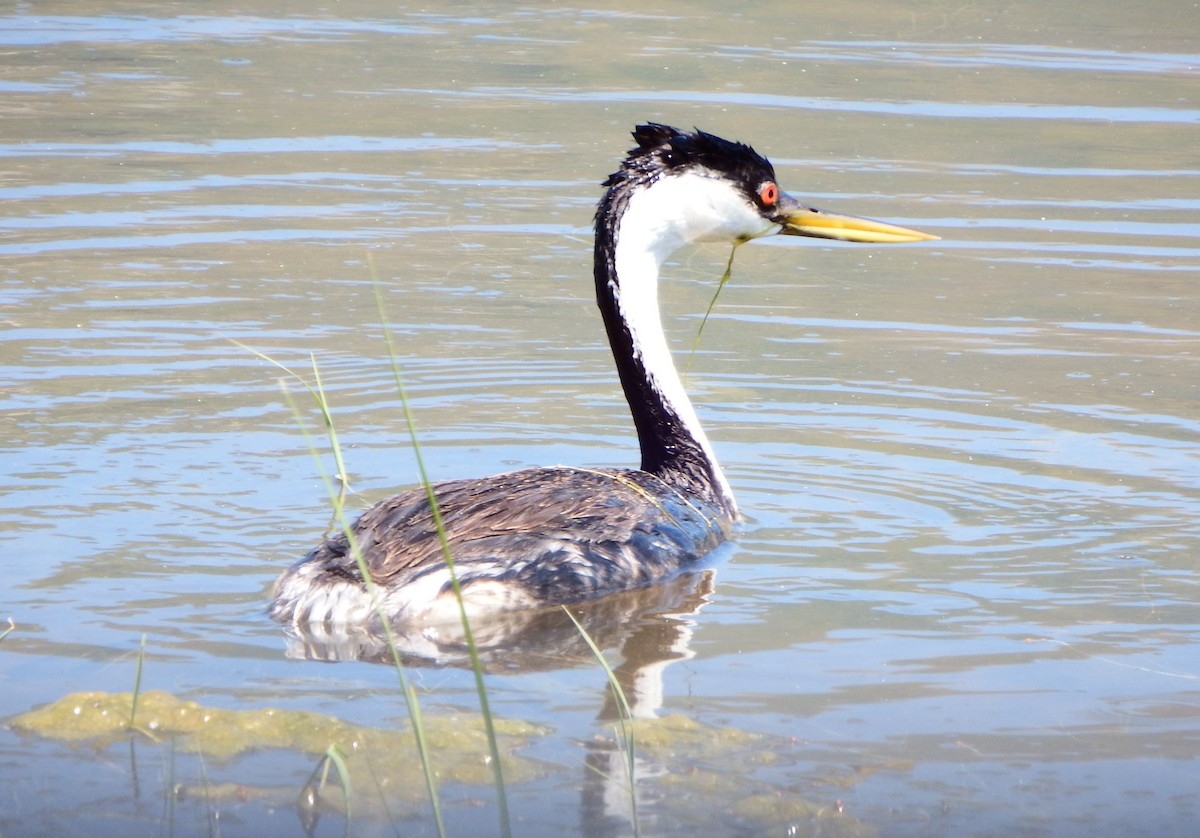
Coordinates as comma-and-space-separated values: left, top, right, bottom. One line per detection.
732, 793, 871, 838
10, 689, 545, 808
11, 692, 874, 834
631, 712, 760, 752
587, 714, 873, 838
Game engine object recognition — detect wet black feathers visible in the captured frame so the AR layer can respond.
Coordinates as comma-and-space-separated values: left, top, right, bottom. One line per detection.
300, 466, 729, 594
601, 123, 778, 201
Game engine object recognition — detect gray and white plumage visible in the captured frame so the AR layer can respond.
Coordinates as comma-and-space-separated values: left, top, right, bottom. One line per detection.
269, 123, 936, 629
271, 466, 729, 626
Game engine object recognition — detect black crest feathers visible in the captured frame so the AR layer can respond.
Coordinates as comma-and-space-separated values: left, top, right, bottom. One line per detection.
601, 123, 777, 195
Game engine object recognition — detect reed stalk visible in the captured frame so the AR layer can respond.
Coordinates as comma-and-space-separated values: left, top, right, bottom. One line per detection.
370, 272, 512, 838
685, 242, 741, 380
564, 607, 639, 836
129, 633, 147, 729
278, 374, 447, 838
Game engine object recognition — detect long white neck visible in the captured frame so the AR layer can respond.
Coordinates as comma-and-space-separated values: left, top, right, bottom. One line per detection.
594, 173, 775, 517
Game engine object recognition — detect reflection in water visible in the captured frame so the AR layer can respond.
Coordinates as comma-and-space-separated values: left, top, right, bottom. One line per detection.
279, 568, 720, 833
11, 575, 864, 837
578, 581, 709, 838
279, 568, 717, 673
284, 565, 746, 836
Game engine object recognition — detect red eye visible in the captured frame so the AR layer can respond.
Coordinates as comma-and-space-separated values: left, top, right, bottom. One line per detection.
758, 182, 778, 206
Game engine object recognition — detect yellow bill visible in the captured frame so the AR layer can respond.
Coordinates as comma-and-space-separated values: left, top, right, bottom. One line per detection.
776, 194, 939, 243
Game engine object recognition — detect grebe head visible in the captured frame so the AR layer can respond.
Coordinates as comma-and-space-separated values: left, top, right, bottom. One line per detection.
600, 123, 938, 260
592, 125, 935, 514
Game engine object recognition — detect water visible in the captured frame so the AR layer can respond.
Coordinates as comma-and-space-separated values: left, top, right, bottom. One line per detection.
2, 1, 1198, 835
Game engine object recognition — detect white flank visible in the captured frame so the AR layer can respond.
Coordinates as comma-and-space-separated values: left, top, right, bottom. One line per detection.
275, 560, 540, 628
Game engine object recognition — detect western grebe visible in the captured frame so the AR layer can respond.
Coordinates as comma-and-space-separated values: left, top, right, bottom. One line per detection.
270, 123, 936, 628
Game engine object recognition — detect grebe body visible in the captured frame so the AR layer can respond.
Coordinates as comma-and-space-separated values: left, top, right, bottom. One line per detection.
269, 124, 935, 627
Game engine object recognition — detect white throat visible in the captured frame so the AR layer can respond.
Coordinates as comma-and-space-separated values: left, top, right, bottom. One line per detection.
609, 172, 776, 514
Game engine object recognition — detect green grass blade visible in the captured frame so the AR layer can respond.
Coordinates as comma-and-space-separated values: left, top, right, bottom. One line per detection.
297, 744, 353, 836
277, 380, 447, 838
564, 607, 639, 835
369, 269, 513, 838
684, 243, 741, 381
233, 339, 351, 510
129, 633, 147, 728
192, 744, 218, 838
325, 744, 354, 836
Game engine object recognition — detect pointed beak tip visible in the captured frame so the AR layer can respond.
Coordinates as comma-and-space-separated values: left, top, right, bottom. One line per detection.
777, 204, 939, 244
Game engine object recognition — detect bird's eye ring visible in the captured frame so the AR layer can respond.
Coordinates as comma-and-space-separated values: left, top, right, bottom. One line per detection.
758, 182, 778, 206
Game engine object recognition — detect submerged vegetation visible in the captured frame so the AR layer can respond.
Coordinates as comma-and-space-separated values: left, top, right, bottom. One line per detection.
10, 688, 543, 820
11, 689, 545, 775
9, 688, 868, 836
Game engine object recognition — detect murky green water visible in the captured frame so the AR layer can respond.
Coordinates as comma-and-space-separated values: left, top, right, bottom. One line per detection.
2, 1, 1198, 836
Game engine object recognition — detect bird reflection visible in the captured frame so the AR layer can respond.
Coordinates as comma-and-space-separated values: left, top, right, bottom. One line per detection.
281, 567, 718, 837
278, 567, 716, 675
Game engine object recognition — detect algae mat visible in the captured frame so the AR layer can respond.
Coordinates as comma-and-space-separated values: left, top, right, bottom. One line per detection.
9, 689, 871, 835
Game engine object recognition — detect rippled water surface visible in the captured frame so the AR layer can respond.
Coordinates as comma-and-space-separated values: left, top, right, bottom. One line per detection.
2, 1, 1198, 836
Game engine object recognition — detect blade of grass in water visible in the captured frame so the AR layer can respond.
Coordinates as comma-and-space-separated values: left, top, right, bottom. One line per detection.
564, 606, 639, 836
297, 745, 352, 837
370, 267, 513, 838
324, 745, 353, 833
684, 243, 742, 380
129, 633, 146, 729
233, 340, 351, 515
277, 369, 446, 838
161, 740, 177, 832
251, 258, 514, 838
193, 745, 218, 838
